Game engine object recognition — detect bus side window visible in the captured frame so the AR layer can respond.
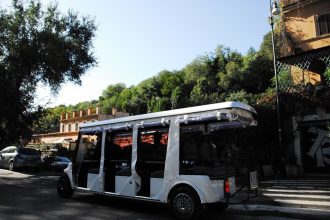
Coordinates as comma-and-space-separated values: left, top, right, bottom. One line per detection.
180, 124, 213, 168
139, 130, 168, 161
180, 136, 198, 166
79, 135, 101, 161
109, 132, 133, 169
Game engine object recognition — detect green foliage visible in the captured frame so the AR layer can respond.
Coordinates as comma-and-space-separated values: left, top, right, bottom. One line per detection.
183, 56, 209, 84
33, 107, 62, 134
40, 40, 277, 119
99, 83, 126, 114
0, 0, 96, 145
225, 90, 256, 105
273, 69, 294, 90
259, 31, 281, 61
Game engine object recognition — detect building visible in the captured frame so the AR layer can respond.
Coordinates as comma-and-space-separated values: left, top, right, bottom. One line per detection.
278, 0, 330, 85
277, 0, 330, 174
31, 107, 129, 148
282, 0, 330, 53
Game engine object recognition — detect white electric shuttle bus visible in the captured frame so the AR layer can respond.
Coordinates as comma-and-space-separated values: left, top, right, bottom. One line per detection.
57, 101, 258, 219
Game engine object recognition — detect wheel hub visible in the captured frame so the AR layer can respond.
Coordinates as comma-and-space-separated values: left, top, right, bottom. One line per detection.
173, 193, 194, 217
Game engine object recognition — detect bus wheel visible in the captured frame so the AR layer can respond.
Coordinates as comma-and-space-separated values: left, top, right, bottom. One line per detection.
170, 187, 201, 220
57, 175, 74, 198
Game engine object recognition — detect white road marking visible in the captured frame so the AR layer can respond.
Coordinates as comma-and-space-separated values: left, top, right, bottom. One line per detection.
263, 193, 330, 200
261, 180, 330, 184
263, 188, 330, 194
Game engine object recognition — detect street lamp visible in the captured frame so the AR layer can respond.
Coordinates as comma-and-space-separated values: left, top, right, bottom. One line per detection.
269, 0, 282, 149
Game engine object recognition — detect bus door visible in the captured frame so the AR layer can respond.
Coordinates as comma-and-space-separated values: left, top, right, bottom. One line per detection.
73, 130, 102, 190
136, 126, 169, 197
104, 130, 133, 195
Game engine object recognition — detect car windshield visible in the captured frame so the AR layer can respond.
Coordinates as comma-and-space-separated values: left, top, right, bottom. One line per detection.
55, 157, 70, 162
18, 148, 39, 155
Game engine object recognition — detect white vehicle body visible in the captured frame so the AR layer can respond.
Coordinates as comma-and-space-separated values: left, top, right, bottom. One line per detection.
61, 101, 257, 214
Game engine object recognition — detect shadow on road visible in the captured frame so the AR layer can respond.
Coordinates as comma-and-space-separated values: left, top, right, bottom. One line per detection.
0, 171, 173, 220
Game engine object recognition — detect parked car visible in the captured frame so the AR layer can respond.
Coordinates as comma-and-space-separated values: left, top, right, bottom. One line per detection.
41, 156, 71, 172
0, 146, 41, 171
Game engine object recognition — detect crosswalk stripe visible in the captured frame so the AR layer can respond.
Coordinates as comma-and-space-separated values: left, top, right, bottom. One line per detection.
262, 182, 330, 185
263, 188, 330, 194
261, 180, 330, 184
274, 199, 330, 207
262, 179, 330, 182
263, 193, 330, 200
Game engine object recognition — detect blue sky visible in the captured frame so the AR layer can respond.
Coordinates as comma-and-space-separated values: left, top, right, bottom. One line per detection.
1, 0, 272, 107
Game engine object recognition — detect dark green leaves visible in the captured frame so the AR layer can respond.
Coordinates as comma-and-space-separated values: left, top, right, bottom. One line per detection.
0, 0, 96, 145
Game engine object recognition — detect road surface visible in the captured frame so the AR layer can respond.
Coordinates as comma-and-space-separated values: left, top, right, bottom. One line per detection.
0, 169, 329, 220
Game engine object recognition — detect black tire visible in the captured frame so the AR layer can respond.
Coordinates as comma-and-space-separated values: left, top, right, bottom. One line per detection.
8, 161, 15, 171
170, 187, 201, 220
57, 175, 74, 198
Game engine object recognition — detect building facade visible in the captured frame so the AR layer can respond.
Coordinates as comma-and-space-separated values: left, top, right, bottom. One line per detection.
278, 0, 330, 174
282, 0, 330, 54
32, 107, 129, 147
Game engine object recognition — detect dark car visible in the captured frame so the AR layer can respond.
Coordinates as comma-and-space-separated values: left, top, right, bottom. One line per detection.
0, 146, 41, 171
42, 156, 71, 171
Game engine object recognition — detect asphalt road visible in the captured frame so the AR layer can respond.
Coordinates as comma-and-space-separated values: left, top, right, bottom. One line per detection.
0, 169, 324, 220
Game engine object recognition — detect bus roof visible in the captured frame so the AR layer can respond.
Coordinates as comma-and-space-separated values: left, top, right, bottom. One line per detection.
80, 101, 256, 129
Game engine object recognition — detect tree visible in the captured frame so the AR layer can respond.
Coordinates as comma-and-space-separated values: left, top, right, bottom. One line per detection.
241, 51, 273, 93
33, 105, 67, 134
0, 0, 96, 146
99, 83, 126, 113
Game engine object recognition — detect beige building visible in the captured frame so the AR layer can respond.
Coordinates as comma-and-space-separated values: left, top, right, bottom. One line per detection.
278, 0, 330, 174
282, 0, 330, 54
279, 0, 330, 85
32, 107, 129, 147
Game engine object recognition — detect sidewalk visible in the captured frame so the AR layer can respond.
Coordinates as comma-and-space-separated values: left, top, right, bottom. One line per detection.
227, 176, 330, 219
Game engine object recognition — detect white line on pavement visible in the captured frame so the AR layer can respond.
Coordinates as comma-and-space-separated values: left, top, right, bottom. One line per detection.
261, 180, 330, 183
263, 183, 330, 186
263, 188, 330, 194
263, 193, 330, 200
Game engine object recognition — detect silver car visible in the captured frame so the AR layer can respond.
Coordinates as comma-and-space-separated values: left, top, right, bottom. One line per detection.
0, 146, 41, 171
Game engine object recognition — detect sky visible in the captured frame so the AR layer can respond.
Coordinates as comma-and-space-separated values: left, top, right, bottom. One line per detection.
1, 0, 271, 107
